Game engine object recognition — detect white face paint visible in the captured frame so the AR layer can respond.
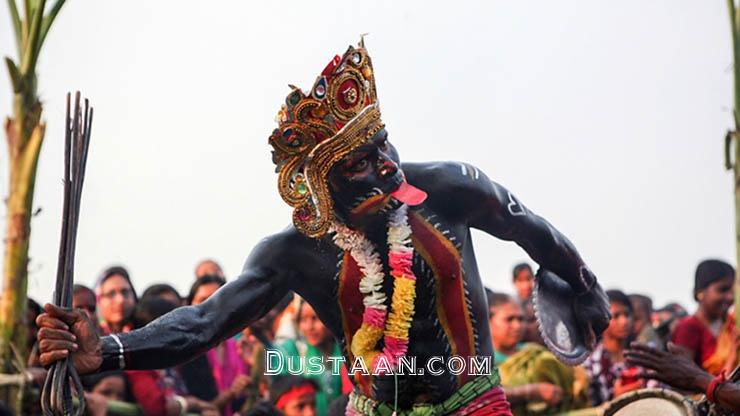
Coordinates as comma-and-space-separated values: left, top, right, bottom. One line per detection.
459, 163, 468, 177
507, 191, 526, 216
457, 163, 480, 180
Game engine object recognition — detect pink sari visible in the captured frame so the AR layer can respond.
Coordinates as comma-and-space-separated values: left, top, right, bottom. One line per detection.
206, 338, 247, 416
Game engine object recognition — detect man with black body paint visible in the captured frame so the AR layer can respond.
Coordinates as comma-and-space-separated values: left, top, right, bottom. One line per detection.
36, 42, 609, 415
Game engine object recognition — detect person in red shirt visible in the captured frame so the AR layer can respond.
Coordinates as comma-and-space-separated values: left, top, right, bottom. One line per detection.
127, 297, 219, 416
672, 259, 735, 371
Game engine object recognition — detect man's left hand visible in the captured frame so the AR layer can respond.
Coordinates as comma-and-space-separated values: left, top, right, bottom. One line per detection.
573, 278, 610, 348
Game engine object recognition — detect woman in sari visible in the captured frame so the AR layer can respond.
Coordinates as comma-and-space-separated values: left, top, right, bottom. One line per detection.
487, 290, 587, 414
672, 259, 735, 374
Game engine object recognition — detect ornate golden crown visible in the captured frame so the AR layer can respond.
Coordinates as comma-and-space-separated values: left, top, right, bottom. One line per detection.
268, 40, 385, 237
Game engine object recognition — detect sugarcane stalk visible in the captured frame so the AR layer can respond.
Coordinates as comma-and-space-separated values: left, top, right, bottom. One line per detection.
726, 1, 740, 330
0, 1, 65, 413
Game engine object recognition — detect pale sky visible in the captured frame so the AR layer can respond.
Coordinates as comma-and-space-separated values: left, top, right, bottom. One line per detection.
0, 1, 735, 311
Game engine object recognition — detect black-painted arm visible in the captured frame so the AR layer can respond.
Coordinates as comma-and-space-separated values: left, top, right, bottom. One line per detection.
99, 237, 291, 371
431, 162, 594, 294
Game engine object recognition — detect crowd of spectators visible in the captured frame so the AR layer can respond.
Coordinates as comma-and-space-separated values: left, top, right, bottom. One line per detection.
486, 259, 739, 415
18, 257, 739, 415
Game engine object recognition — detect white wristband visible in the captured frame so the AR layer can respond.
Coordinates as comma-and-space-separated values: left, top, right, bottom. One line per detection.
109, 333, 125, 369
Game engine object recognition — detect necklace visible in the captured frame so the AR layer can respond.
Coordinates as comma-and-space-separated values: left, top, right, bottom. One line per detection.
332, 204, 417, 374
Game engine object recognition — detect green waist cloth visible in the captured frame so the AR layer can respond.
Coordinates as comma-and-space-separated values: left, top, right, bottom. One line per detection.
348, 370, 501, 416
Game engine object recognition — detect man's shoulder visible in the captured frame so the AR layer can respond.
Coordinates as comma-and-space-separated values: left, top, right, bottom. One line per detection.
402, 161, 493, 208
403, 161, 490, 190
403, 161, 486, 181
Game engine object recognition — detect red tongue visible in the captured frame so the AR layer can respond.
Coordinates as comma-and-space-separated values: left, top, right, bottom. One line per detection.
391, 182, 428, 206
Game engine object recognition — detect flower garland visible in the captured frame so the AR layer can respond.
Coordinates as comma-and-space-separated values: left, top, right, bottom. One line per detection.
332, 204, 417, 374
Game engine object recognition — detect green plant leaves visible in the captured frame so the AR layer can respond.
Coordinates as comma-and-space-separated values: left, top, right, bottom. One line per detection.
4, 57, 21, 93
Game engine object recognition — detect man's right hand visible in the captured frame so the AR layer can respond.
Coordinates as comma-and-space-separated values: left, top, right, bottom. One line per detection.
36, 303, 102, 374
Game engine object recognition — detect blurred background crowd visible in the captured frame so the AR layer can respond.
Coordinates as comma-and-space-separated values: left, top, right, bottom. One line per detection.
16, 256, 736, 416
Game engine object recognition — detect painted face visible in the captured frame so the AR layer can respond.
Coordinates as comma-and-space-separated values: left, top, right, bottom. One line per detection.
489, 301, 524, 351
513, 269, 535, 301
281, 391, 317, 416
605, 301, 633, 342
92, 375, 126, 402
298, 302, 330, 348
97, 275, 135, 330
191, 282, 222, 306
328, 128, 404, 220
698, 276, 735, 320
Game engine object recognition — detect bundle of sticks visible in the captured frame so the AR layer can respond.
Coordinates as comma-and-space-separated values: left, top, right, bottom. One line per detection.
40, 92, 93, 416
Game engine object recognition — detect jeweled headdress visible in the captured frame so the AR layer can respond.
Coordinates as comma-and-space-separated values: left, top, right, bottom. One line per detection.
269, 40, 384, 237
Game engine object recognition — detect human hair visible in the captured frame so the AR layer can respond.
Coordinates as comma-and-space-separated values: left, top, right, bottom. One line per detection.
629, 293, 653, 316
195, 258, 224, 278
512, 263, 533, 281
606, 289, 633, 315
141, 283, 181, 302
27, 297, 42, 317
73, 284, 94, 297
186, 274, 226, 305
694, 259, 735, 301
132, 297, 178, 329
486, 290, 515, 317
659, 302, 687, 318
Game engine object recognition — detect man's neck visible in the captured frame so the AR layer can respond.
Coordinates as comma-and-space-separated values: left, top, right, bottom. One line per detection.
336, 202, 399, 238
